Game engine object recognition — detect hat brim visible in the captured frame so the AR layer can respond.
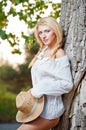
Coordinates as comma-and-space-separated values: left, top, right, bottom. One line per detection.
16, 96, 44, 123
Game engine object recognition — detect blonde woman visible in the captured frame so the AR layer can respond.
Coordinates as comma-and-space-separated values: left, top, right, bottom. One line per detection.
17, 17, 73, 130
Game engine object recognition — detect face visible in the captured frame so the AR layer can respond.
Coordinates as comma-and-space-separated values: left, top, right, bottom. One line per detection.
38, 25, 57, 47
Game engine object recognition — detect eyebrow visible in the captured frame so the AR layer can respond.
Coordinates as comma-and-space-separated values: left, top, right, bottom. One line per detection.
38, 29, 51, 32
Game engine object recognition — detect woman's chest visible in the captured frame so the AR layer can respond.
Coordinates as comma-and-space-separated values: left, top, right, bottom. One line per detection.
31, 58, 60, 78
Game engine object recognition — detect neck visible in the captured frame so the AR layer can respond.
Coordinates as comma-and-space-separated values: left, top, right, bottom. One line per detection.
47, 43, 57, 50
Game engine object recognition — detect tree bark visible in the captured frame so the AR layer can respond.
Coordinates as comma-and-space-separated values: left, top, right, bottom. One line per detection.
53, 0, 86, 130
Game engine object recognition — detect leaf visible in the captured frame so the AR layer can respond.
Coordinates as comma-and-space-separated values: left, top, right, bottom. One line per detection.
0, 29, 7, 40
8, 7, 17, 17
11, 48, 22, 54
0, 2, 7, 28
28, 21, 37, 28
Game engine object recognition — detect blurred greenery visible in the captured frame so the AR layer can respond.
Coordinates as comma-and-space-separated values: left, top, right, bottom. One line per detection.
0, 63, 32, 123
0, 53, 32, 122
0, 79, 17, 122
0, 63, 32, 93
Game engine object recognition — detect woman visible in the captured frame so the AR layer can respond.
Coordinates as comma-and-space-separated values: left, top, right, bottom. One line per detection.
17, 17, 73, 130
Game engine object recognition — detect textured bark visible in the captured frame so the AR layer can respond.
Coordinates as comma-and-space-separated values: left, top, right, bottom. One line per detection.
53, 0, 86, 130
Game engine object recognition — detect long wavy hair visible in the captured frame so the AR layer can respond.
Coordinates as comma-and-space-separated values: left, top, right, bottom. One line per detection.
29, 17, 63, 68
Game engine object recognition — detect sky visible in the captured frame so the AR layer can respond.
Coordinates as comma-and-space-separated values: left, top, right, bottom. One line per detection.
0, 0, 61, 68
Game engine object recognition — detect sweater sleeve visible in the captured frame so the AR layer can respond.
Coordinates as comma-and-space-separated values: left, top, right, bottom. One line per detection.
31, 56, 73, 98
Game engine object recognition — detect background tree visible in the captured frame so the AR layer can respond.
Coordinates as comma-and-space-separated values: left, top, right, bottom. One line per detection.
53, 0, 86, 130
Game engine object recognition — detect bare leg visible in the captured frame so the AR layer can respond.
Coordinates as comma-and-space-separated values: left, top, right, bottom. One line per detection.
17, 116, 59, 130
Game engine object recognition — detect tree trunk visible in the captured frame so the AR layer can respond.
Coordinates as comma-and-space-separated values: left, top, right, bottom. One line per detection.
53, 0, 86, 130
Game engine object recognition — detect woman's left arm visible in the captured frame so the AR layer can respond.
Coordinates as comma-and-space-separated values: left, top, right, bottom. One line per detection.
31, 54, 73, 98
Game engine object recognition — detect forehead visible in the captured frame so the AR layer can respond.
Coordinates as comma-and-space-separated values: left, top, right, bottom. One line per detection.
38, 25, 51, 31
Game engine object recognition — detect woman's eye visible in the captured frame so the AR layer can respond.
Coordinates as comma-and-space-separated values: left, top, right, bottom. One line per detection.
38, 30, 50, 35
38, 31, 42, 35
45, 30, 50, 33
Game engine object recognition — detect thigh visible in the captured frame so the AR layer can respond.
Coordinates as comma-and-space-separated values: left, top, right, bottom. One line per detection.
17, 116, 59, 130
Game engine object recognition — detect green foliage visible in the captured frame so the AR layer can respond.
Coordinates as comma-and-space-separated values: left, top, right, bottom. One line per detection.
0, 79, 12, 92
8, 7, 17, 17
0, 92, 17, 122
0, 2, 7, 28
0, 79, 17, 122
0, 29, 7, 40
0, 65, 19, 80
11, 48, 22, 54
15, 0, 28, 5
18, 63, 30, 77
29, 41, 39, 54
22, 33, 39, 54
22, 34, 36, 45
50, 3, 61, 18
0, 63, 32, 93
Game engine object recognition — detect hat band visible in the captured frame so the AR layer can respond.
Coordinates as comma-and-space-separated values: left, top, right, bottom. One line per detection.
23, 98, 38, 119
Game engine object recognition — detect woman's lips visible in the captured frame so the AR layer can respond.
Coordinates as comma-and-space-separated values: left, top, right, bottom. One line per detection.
43, 39, 48, 43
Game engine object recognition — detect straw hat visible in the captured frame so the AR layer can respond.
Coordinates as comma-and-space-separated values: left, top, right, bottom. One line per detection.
16, 90, 44, 123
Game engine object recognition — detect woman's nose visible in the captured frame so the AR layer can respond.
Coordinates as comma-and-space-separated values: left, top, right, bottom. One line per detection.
42, 32, 46, 38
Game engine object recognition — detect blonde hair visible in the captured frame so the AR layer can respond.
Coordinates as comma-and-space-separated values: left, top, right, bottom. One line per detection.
29, 17, 63, 68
